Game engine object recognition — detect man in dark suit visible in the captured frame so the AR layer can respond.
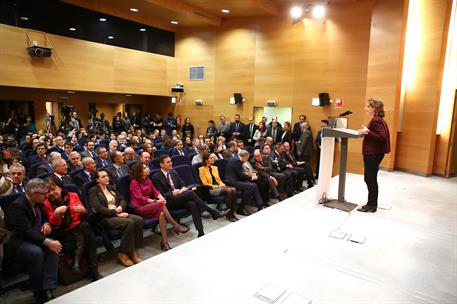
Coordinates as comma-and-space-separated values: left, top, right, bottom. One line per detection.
225, 150, 264, 215
9, 163, 29, 193
95, 146, 112, 169
251, 149, 288, 200
5, 178, 62, 303
262, 144, 296, 196
272, 143, 304, 191
151, 155, 224, 237
243, 117, 258, 146
36, 151, 62, 176
27, 142, 48, 168
51, 158, 75, 185
80, 140, 98, 160
67, 151, 83, 173
73, 157, 96, 187
292, 115, 307, 143
229, 114, 245, 140
267, 120, 283, 144
107, 151, 129, 184
170, 140, 187, 157
61, 142, 74, 161
315, 119, 328, 179
282, 142, 315, 188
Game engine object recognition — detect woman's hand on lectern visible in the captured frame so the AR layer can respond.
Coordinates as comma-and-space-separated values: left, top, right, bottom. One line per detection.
358, 125, 369, 136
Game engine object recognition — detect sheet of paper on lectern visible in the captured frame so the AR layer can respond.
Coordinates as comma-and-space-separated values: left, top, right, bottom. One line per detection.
254, 283, 287, 303
280, 292, 312, 304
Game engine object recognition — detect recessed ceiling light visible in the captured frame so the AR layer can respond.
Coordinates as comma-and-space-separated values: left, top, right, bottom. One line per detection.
107, 36, 114, 39
290, 6, 303, 19
20, 16, 29, 21
126, 94, 132, 97
312, 5, 326, 19
221, 9, 230, 14
69, 27, 76, 31
67, 91, 75, 94
171, 20, 178, 25
139, 28, 146, 32
99, 18, 107, 22
130, 8, 138, 12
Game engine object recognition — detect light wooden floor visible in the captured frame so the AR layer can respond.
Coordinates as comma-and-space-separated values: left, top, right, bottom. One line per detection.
3, 171, 457, 304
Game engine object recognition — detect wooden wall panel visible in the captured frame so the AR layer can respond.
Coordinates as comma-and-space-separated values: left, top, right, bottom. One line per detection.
365, 0, 406, 170
395, 0, 450, 175
0, 24, 173, 96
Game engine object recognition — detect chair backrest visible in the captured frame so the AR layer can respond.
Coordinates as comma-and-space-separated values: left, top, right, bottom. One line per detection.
245, 146, 255, 154
191, 162, 202, 185
0, 192, 25, 212
69, 168, 84, 178
214, 159, 228, 180
187, 153, 197, 162
171, 155, 189, 167
82, 180, 97, 208
156, 149, 169, 157
116, 175, 131, 202
173, 165, 197, 186
28, 162, 42, 178
36, 172, 53, 180
63, 183, 82, 201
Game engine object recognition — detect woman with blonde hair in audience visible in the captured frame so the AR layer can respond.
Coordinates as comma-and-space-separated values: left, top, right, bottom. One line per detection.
199, 152, 239, 222
129, 163, 189, 251
216, 136, 227, 150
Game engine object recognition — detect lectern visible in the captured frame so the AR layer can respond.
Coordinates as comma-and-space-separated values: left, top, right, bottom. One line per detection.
315, 127, 360, 212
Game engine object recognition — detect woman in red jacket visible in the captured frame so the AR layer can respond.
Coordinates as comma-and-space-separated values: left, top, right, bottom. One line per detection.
358, 98, 391, 213
43, 177, 102, 280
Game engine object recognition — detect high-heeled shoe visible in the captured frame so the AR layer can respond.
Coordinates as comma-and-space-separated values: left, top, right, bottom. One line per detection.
160, 240, 172, 251
173, 225, 190, 235
357, 205, 377, 213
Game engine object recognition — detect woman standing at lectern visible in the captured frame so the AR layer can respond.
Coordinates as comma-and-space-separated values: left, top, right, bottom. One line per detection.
357, 98, 391, 213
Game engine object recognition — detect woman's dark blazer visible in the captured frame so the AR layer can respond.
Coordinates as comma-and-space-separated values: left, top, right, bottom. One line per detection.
88, 184, 127, 218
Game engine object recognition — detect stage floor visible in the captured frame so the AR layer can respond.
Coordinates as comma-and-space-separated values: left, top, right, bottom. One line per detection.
42, 171, 456, 303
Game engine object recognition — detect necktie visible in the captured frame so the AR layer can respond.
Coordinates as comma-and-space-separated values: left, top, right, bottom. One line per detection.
15, 185, 23, 193
102, 160, 107, 167
117, 168, 122, 177
166, 173, 175, 190
250, 125, 253, 136
273, 128, 277, 141
33, 205, 42, 232
236, 123, 239, 131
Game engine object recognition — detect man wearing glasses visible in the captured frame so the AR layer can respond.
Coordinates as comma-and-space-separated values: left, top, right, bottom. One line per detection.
5, 178, 62, 303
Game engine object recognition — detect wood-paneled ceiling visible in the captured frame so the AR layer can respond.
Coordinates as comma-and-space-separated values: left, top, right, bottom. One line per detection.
63, 0, 359, 31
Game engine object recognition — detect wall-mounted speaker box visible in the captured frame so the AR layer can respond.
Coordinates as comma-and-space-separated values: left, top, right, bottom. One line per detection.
171, 87, 184, 93
234, 93, 243, 104
319, 92, 330, 106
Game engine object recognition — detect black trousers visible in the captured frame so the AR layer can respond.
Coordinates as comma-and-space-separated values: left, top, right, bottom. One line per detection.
100, 214, 144, 253
231, 180, 263, 208
364, 154, 384, 207
60, 222, 98, 269
167, 190, 218, 236
15, 241, 58, 298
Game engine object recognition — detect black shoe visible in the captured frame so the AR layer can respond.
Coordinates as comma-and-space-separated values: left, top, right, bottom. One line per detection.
226, 211, 239, 222
357, 205, 377, 213
263, 201, 272, 207
44, 289, 54, 302
296, 186, 306, 192
236, 207, 252, 216
211, 209, 228, 220
307, 183, 315, 189
90, 269, 104, 281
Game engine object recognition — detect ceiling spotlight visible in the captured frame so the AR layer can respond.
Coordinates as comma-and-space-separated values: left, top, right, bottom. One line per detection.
130, 8, 139, 12
69, 27, 76, 31
139, 28, 146, 32
290, 6, 303, 19
67, 91, 75, 94
171, 20, 178, 25
126, 94, 132, 97
99, 17, 107, 22
221, 9, 230, 14
107, 36, 114, 39
20, 16, 29, 21
312, 5, 326, 19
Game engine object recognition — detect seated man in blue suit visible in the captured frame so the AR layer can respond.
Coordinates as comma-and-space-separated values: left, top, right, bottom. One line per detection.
224, 149, 265, 215
170, 140, 187, 157
151, 155, 225, 238
5, 178, 62, 303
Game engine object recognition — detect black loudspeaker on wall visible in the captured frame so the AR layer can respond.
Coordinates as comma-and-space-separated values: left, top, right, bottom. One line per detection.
234, 93, 243, 104
319, 92, 330, 106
